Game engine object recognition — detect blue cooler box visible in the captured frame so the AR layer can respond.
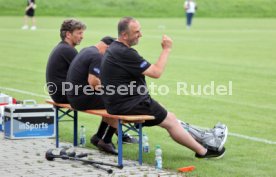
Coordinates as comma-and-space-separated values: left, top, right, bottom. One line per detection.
3, 100, 56, 139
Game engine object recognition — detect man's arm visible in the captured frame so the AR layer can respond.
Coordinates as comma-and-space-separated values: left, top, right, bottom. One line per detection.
143, 35, 172, 78
88, 74, 101, 91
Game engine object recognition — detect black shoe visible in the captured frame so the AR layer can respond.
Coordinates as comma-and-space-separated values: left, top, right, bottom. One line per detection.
97, 139, 118, 155
122, 133, 138, 144
91, 134, 116, 149
195, 147, 226, 159
90, 134, 100, 147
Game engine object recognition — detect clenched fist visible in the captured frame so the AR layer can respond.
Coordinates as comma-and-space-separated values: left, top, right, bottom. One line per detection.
161, 35, 173, 50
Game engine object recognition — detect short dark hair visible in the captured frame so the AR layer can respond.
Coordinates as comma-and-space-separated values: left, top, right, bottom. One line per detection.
118, 17, 136, 37
101, 36, 116, 45
60, 19, 86, 40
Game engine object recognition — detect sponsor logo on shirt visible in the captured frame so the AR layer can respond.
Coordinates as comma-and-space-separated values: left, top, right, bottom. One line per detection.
93, 68, 100, 74
140, 61, 148, 68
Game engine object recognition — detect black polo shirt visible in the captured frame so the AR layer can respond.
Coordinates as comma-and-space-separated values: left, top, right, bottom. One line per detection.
100, 41, 151, 114
46, 41, 78, 103
66, 46, 102, 96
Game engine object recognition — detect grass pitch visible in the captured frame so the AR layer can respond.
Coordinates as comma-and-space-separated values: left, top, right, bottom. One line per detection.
0, 17, 275, 177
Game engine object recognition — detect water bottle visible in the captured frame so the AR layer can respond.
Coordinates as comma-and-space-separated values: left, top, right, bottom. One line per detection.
155, 145, 162, 171
142, 134, 149, 153
79, 125, 86, 147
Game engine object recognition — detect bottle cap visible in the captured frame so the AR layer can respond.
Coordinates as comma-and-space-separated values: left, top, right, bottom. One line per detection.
156, 145, 160, 148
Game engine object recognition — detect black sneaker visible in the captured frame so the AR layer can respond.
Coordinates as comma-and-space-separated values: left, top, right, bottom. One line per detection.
97, 139, 118, 155
91, 134, 117, 150
122, 133, 138, 144
195, 147, 226, 159
90, 134, 100, 147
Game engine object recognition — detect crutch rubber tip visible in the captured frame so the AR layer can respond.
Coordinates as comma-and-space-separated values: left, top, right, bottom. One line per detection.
45, 149, 55, 161
107, 169, 113, 174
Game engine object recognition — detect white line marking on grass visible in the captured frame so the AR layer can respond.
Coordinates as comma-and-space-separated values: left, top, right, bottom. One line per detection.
228, 132, 276, 145
1, 87, 276, 145
0, 87, 49, 98
198, 96, 276, 111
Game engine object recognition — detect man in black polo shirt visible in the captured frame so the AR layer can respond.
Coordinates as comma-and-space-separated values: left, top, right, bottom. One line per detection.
100, 17, 227, 159
66, 37, 137, 155
46, 19, 86, 103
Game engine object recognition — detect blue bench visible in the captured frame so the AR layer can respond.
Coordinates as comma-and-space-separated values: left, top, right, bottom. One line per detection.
45, 99, 154, 166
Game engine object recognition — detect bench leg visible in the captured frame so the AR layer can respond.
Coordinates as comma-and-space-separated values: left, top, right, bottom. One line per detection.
55, 107, 78, 148
138, 123, 143, 165
117, 119, 123, 166
120, 122, 143, 165
55, 107, 59, 148
73, 111, 78, 146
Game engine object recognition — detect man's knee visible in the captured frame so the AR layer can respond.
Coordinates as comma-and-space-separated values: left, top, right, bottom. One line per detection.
102, 117, 118, 128
160, 112, 178, 128
167, 112, 177, 122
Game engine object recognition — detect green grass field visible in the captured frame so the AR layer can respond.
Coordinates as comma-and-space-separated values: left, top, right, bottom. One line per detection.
1, 0, 276, 17
0, 17, 275, 176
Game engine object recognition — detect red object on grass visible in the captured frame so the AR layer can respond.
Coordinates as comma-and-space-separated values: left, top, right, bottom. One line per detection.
177, 165, 195, 172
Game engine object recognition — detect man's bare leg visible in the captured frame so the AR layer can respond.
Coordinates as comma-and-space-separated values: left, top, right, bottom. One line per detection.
159, 112, 207, 155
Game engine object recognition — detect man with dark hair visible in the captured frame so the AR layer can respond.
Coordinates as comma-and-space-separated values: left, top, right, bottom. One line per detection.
100, 17, 227, 159
46, 19, 86, 103
66, 37, 118, 154
46, 19, 137, 149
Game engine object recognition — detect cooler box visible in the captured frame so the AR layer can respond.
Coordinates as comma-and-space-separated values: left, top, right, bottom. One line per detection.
3, 100, 56, 139
0, 93, 13, 131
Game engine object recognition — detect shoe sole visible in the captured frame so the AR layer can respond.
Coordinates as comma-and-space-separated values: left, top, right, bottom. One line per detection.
97, 146, 118, 155
98, 148, 118, 155
195, 150, 226, 160
196, 148, 226, 160
122, 141, 139, 144
207, 150, 226, 160
218, 126, 228, 151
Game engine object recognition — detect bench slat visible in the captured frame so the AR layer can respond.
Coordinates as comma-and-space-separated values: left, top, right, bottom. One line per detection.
46, 99, 154, 121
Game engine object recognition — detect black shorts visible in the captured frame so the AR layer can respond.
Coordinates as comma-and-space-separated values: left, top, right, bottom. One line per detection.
122, 98, 167, 127
67, 94, 105, 111
50, 93, 69, 104
26, 9, 35, 17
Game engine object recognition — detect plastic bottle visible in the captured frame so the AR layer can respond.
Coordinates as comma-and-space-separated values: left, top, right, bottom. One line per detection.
142, 134, 149, 153
79, 125, 86, 147
155, 145, 162, 171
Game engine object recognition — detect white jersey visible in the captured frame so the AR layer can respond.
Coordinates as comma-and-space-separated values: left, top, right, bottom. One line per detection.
184, 1, 196, 13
